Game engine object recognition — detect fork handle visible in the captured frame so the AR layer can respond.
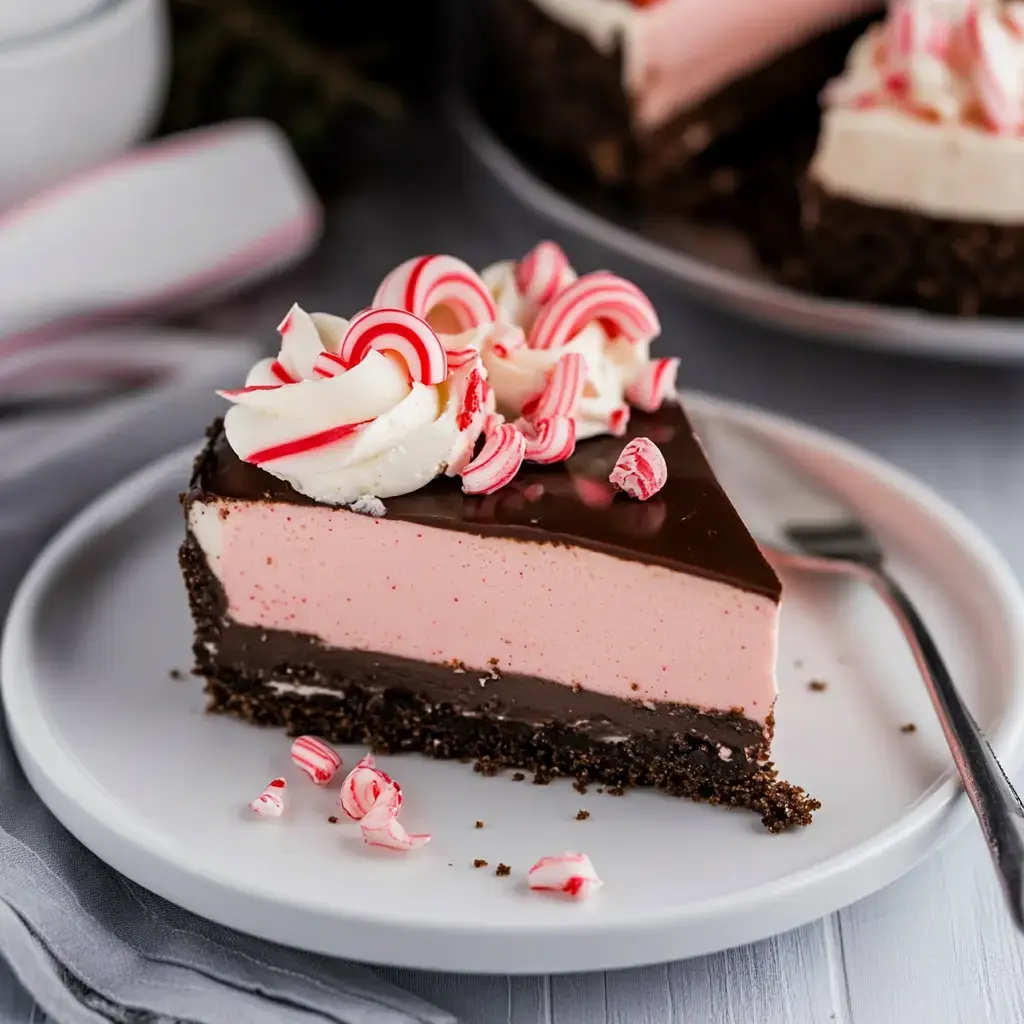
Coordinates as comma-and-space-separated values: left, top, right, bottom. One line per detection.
873, 570, 1024, 929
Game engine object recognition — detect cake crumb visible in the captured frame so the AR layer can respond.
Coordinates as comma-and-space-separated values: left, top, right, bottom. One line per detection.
630, 682, 639, 691
473, 858, 488, 868
512, 772, 525, 782
327, 815, 338, 824
901, 723, 917, 734
808, 680, 828, 692
449, 658, 467, 674
575, 809, 590, 821
475, 820, 484, 829
495, 863, 511, 877
168, 668, 184, 681
488, 657, 499, 667
571, 681, 582, 694
573, 779, 589, 795
265, 556, 273, 566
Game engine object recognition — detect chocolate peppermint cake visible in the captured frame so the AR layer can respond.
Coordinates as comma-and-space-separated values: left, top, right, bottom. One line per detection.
180, 244, 818, 831
478, 0, 880, 186
803, 2, 1024, 316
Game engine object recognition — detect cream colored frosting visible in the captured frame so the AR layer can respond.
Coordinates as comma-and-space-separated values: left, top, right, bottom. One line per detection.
531, 0, 880, 129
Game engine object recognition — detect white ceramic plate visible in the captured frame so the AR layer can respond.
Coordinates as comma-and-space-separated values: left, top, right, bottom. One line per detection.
4, 393, 1024, 974
452, 101, 1024, 364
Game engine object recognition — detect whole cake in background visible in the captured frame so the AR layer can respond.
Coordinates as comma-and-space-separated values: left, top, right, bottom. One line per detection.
180, 243, 818, 832
479, 0, 881, 185
803, 0, 1024, 316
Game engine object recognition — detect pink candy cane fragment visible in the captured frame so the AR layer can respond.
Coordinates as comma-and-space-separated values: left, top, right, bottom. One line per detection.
461, 423, 527, 495
609, 437, 667, 501
528, 272, 660, 350
528, 853, 603, 899
523, 416, 576, 464
338, 307, 448, 385
359, 800, 432, 851
520, 352, 586, 422
290, 736, 342, 785
514, 241, 573, 307
373, 255, 498, 332
250, 778, 287, 817
624, 357, 680, 413
968, 10, 1024, 134
340, 752, 403, 820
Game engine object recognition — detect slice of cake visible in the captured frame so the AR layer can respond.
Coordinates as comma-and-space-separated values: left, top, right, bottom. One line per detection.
180, 244, 817, 831
478, 0, 880, 185
803, 1, 1024, 315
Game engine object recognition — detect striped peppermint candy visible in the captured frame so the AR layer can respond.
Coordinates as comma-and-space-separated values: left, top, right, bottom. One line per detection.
360, 800, 431, 851
337, 307, 448, 385
514, 241, 573, 307
520, 352, 586, 422
609, 437, 667, 501
528, 272, 660, 350
528, 853, 603, 899
489, 322, 527, 359
249, 778, 286, 817
290, 735, 342, 785
373, 255, 498, 332
523, 416, 576, 464
340, 752, 402, 820
624, 357, 680, 413
461, 422, 527, 495
968, 9, 1024, 134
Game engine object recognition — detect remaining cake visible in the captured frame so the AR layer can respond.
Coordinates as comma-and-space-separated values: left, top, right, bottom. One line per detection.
180, 244, 817, 831
803, 1, 1024, 315
478, 0, 880, 185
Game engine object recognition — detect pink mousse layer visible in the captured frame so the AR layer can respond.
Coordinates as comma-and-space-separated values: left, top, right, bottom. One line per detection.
190, 500, 779, 723
625, 0, 879, 128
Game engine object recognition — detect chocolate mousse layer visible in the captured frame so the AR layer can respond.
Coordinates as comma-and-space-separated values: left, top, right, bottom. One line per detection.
191, 404, 781, 602
181, 535, 817, 832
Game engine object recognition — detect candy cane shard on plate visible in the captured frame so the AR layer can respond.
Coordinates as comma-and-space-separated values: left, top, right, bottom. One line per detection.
373, 255, 498, 332
523, 416, 576, 464
514, 240, 574, 307
461, 422, 527, 494
528, 853, 603, 899
520, 352, 586, 422
624, 357, 680, 413
339, 752, 403, 820
249, 778, 287, 817
527, 272, 660, 350
610, 437, 668, 501
337, 307, 448, 385
290, 735, 342, 785
359, 800, 432, 851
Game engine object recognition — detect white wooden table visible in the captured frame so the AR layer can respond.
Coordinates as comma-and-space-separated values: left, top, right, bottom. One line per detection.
4, 118, 1024, 1023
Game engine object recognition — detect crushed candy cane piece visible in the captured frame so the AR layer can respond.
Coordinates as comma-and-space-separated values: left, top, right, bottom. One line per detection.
514, 241, 573, 307
523, 416, 576, 464
609, 437, 667, 501
461, 423, 527, 495
521, 352, 585, 422
340, 753, 403, 820
624, 357, 679, 413
250, 778, 286, 817
338, 307, 448, 385
290, 736, 342, 785
528, 853, 603, 899
360, 801, 431, 851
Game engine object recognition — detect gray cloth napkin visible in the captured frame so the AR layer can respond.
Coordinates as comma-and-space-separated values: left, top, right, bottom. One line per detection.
0, 330, 456, 1024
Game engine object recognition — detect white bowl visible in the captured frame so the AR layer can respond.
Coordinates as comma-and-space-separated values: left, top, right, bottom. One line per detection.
0, 0, 109, 44
0, 0, 169, 209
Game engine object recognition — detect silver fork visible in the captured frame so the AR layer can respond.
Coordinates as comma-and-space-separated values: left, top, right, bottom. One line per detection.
689, 407, 1024, 931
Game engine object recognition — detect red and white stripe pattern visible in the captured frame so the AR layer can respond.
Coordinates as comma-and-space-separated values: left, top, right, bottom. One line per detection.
340, 752, 402, 820
520, 352, 586, 422
461, 422, 527, 495
608, 405, 630, 437
243, 417, 372, 466
290, 736, 342, 785
967, 8, 1024, 134
489, 322, 526, 359
523, 416, 576, 464
360, 800, 432, 851
444, 345, 481, 371
249, 778, 287, 817
609, 437, 667, 501
373, 255, 498, 332
312, 350, 349, 378
624, 357, 680, 413
446, 368, 488, 476
337, 307, 448, 384
528, 853, 603, 899
528, 272, 660, 350
514, 241, 573, 307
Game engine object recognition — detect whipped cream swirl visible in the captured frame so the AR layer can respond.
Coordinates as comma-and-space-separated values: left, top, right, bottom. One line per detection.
221, 304, 481, 506
480, 257, 659, 439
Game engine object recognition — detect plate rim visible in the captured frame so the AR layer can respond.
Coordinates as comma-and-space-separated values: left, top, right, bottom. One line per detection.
4, 391, 1024, 971
450, 98, 1024, 364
